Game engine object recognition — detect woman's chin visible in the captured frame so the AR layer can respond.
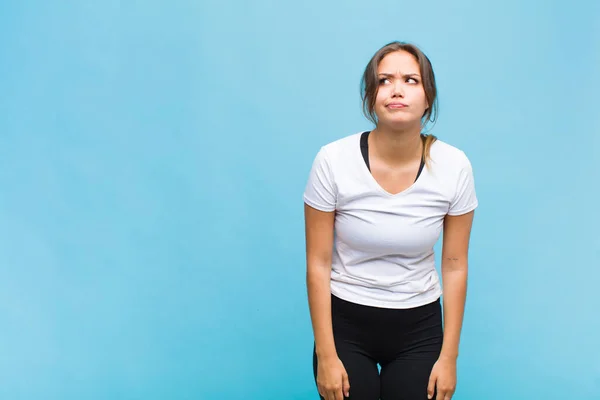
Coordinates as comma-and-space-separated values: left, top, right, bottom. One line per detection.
377, 116, 421, 129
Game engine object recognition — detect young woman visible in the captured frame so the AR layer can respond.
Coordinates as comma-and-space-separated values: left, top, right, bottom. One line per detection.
303, 41, 478, 400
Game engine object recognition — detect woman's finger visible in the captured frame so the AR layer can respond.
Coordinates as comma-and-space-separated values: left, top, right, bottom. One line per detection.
427, 373, 436, 399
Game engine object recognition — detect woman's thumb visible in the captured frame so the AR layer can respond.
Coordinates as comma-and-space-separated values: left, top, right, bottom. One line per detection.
342, 372, 350, 397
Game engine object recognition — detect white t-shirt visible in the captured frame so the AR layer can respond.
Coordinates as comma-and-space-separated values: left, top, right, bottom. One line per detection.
303, 131, 478, 309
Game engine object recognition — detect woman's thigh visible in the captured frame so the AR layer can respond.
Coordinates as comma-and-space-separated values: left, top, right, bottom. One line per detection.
378, 299, 443, 400
313, 341, 380, 400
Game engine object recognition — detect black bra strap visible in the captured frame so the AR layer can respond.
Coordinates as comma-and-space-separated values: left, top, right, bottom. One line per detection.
360, 131, 370, 171
416, 153, 425, 181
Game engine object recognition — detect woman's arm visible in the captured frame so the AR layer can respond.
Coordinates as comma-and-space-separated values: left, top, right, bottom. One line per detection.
440, 210, 475, 360
305, 203, 351, 399
428, 210, 475, 400
304, 203, 337, 359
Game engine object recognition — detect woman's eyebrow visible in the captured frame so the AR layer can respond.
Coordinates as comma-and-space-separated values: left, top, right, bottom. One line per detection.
378, 72, 421, 78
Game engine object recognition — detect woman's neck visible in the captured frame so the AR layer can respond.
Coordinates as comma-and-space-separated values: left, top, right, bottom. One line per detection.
370, 125, 423, 166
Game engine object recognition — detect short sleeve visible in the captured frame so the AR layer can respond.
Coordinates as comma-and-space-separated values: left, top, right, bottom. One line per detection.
448, 155, 478, 216
303, 147, 337, 212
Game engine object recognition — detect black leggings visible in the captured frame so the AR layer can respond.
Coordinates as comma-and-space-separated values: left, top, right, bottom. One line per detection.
313, 294, 443, 400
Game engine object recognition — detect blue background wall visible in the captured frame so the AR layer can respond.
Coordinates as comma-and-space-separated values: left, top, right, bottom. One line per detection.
1, 1, 599, 399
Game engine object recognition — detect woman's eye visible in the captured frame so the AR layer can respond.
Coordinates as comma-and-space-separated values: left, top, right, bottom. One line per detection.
407, 78, 419, 84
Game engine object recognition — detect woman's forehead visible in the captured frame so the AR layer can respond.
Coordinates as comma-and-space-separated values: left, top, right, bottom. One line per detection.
378, 51, 419, 73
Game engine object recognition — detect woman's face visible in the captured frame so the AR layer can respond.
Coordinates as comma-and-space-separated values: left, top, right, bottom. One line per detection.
374, 50, 429, 128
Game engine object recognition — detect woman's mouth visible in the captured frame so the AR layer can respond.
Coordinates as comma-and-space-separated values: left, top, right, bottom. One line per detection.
386, 102, 408, 109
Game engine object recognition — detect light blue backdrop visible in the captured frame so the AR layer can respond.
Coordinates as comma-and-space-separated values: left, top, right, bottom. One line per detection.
1, 1, 599, 399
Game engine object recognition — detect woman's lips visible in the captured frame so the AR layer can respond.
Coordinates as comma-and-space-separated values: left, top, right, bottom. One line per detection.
386, 102, 408, 109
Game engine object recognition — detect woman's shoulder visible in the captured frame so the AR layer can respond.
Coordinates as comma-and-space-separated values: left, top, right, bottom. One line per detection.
430, 138, 472, 168
320, 131, 363, 152
311, 131, 363, 164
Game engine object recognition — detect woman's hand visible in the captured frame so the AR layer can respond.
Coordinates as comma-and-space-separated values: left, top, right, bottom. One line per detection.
316, 355, 350, 400
427, 355, 457, 400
